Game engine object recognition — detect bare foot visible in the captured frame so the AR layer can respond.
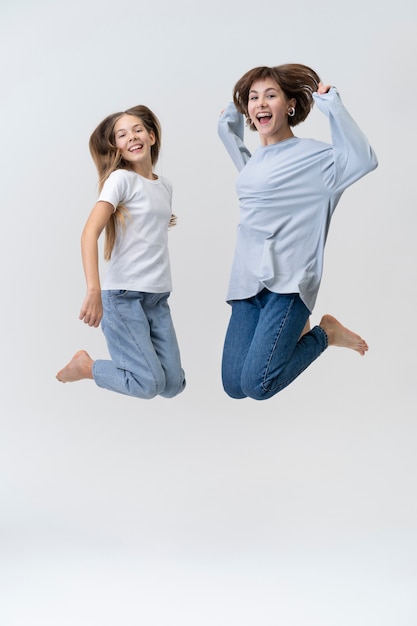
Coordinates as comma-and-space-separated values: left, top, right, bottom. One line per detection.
56, 350, 94, 382
319, 314, 368, 356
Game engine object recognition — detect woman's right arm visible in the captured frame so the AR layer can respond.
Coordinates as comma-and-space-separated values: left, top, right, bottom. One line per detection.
217, 102, 252, 171
79, 200, 114, 327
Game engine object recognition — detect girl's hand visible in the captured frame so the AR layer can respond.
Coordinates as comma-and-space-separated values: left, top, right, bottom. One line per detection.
317, 82, 331, 94
79, 290, 103, 327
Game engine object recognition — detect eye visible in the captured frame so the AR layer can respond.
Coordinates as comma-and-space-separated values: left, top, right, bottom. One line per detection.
249, 95, 258, 101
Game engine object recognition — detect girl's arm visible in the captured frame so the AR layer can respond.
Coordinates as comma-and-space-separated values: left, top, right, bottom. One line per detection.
217, 102, 252, 172
79, 200, 114, 327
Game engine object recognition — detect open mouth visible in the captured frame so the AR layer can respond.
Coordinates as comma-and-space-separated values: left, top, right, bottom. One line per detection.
257, 113, 272, 125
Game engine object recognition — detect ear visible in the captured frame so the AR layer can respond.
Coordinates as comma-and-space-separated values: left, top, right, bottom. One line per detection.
149, 130, 156, 146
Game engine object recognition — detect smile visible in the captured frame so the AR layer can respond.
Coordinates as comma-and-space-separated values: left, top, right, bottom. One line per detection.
257, 113, 272, 124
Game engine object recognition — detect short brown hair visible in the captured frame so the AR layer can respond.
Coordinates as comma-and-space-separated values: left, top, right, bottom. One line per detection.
233, 63, 321, 129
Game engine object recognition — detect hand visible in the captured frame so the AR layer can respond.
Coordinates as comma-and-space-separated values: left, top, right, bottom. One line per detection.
317, 82, 331, 94
79, 290, 103, 327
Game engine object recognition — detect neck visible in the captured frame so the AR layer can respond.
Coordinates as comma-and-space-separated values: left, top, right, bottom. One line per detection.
131, 163, 156, 179
260, 129, 294, 147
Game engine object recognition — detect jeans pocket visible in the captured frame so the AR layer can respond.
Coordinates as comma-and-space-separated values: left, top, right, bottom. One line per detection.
109, 289, 129, 299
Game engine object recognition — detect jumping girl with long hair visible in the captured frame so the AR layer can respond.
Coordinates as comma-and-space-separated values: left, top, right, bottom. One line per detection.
57, 105, 186, 399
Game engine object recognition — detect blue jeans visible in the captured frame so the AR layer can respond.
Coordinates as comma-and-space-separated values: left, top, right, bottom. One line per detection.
222, 289, 327, 400
93, 291, 186, 399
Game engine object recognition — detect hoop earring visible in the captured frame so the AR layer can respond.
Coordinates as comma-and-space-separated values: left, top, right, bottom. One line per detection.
245, 116, 253, 127
288, 107, 295, 117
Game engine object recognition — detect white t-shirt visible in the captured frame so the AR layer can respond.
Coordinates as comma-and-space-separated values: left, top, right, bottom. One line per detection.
98, 169, 173, 292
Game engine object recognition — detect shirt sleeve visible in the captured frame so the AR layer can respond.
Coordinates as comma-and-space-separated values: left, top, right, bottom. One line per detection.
313, 87, 378, 192
217, 102, 252, 172
98, 170, 129, 210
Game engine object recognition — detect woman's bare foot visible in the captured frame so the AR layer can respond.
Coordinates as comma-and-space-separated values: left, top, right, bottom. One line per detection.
56, 350, 94, 382
319, 314, 368, 356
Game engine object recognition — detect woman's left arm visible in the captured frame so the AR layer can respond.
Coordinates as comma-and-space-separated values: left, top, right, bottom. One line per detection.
313, 86, 378, 190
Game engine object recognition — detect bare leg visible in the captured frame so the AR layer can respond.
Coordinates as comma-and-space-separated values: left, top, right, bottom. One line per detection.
56, 350, 94, 382
319, 314, 368, 356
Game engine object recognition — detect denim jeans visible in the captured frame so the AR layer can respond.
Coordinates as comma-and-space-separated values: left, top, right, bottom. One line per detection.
93, 290, 186, 399
221, 289, 327, 400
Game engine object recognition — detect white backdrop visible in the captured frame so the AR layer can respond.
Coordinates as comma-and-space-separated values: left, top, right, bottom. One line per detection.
1, 0, 416, 624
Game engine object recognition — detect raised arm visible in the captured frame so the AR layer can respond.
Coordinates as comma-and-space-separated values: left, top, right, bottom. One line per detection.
217, 102, 252, 172
313, 86, 378, 191
79, 200, 114, 327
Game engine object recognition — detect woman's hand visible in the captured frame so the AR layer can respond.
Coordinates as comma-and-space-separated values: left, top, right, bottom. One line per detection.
317, 82, 331, 94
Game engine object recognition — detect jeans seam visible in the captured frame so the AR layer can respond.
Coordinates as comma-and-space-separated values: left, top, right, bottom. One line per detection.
319, 325, 329, 349
265, 323, 328, 394
261, 294, 296, 393
110, 292, 161, 396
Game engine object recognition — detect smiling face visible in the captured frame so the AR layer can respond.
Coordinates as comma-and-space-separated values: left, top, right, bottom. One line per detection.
247, 78, 296, 146
114, 114, 155, 177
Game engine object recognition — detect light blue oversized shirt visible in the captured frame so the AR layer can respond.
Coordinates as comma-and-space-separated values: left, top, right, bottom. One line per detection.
218, 87, 378, 312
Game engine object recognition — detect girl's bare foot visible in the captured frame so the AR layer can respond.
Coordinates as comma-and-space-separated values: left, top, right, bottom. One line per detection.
56, 350, 94, 382
319, 314, 368, 356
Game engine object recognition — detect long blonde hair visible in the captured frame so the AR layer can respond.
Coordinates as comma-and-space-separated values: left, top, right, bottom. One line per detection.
89, 105, 175, 260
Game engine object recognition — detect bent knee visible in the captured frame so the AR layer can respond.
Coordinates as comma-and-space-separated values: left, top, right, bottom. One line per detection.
242, 387, 269, 401
160, 376, 186, 399
241, 378, 275, 401
126, 373, 165, 399
222, 379, 247, 400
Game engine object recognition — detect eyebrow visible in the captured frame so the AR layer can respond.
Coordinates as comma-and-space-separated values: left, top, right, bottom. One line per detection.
115, 123, 143, 134
249, 87, 279, 95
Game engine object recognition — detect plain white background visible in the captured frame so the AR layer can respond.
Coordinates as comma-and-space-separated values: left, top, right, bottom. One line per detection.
1, 0, 416, 624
